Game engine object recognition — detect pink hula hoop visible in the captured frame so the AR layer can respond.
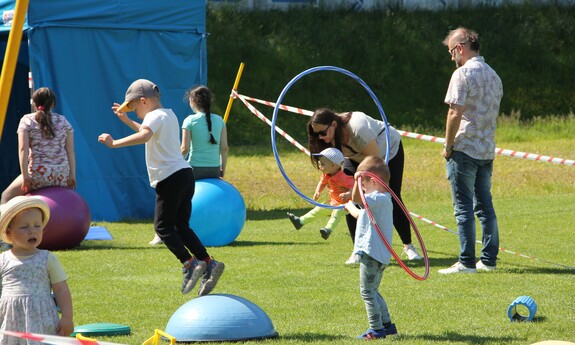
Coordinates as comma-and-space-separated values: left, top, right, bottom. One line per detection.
358, 172, 430, 281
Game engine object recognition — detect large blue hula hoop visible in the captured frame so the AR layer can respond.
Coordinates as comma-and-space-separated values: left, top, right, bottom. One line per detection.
271, 66, 391, 209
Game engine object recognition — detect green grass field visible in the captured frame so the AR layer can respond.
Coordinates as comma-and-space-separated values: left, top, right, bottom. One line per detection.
61, 116, 574, 345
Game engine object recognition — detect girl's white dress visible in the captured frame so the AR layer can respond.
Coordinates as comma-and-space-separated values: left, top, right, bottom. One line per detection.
0, 250, 59, 345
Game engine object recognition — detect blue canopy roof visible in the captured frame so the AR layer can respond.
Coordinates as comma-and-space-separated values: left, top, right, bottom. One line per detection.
0, 0, 207, 221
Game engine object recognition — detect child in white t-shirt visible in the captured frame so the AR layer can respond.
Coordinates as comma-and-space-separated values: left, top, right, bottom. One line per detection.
98, 79, 224, 296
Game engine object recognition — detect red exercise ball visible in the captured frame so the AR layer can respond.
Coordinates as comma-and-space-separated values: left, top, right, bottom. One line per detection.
28, 187, 91, 250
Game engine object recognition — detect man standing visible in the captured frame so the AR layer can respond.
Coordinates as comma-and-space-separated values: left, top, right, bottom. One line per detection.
438, 27, 503, 274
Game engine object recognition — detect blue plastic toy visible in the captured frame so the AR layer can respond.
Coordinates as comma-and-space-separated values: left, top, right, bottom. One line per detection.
165, 294, 278, 342
508, 295, 537, 322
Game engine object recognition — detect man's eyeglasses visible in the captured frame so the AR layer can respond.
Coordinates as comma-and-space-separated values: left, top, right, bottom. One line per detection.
312, 123, 332, 137
449, 42, 466, 56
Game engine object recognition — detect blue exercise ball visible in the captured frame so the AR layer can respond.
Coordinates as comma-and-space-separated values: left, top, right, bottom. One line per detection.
165, 294, 278, 342
190, 179, 246, 246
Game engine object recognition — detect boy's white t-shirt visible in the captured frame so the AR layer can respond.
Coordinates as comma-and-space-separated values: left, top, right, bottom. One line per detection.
141, 108, 190, 187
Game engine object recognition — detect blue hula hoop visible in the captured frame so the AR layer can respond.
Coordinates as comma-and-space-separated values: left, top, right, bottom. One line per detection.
271, 66, 390, 209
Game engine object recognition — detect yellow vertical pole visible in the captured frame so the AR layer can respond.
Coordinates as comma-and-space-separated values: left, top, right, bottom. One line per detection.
222, 62, 244, 124
0, 0, 29, 142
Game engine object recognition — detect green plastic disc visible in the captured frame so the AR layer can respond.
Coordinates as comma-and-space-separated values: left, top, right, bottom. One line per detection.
71, 323, 131, 337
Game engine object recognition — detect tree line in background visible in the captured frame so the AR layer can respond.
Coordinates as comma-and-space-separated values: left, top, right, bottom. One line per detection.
206, 3, 575, 145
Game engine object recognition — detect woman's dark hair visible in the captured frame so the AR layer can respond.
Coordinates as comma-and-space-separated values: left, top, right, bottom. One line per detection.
307, 107, 351, 169
32, 87, 57, 139
185, 85, 217, 144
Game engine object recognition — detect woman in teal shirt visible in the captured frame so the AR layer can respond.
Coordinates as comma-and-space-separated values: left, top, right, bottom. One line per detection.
181, 85, 228, 180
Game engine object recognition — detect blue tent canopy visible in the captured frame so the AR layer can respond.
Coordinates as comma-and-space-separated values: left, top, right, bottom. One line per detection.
0, 0, 207, 221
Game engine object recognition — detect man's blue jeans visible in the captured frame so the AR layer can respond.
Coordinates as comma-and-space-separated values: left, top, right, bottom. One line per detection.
446, 151, 499, 267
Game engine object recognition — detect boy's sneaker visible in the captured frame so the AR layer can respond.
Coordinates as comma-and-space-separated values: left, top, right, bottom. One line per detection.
403, 244, 422, 260
357, 328, 386, 340
383, 323, 398, 336
319, 228, 331, 240
287, 212, 303, 230
345, 252, 361, 265
149, 234, 164, 245
198, 258, 225, 296
438, 261, 476, 274
181, 259, 207, 294
476, 261, 497, 272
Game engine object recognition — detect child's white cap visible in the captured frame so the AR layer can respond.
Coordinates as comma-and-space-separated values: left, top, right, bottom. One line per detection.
312, 147, 345, 166
0, 196, 50, 244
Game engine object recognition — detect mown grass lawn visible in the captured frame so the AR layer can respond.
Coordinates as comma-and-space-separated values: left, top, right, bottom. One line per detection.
64, 116, 574, 344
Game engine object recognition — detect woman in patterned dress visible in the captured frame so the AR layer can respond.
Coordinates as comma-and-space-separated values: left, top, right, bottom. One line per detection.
1, 88, 76, 204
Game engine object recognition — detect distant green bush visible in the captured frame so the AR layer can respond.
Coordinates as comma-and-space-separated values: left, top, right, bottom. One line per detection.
206, 4, 575, 145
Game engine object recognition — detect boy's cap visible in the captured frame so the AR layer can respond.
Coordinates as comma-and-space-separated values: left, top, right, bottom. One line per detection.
312, 147, 345, 166
117, 79, 161, 113
0, 196, 50, 244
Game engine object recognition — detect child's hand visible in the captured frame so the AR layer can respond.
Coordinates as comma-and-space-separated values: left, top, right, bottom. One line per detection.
56, 317, 74, 336
20, 176, 34, 193
354, 171, 365, 180
66, 177, 77, 190
112, 103, 129, 119
313, 191, 321, 201
339, 191, 351, 202
98, 133, 114, 148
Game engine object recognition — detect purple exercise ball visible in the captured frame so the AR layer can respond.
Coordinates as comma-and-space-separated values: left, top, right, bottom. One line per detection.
29, 186, 91, 250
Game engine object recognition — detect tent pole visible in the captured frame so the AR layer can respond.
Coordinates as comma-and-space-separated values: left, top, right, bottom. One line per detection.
0, 0, 30, 142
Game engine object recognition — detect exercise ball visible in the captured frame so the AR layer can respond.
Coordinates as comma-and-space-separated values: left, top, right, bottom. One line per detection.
165, 294, 278, 342
190, 179, 246, 247
29, 187, 91, 250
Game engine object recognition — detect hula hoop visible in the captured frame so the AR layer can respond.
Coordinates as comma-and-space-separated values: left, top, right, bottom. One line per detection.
358, 172, 430, 281
271, 66, 390, 209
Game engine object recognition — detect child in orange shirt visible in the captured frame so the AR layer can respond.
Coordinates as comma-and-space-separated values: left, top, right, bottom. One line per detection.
287, 147, 354, 240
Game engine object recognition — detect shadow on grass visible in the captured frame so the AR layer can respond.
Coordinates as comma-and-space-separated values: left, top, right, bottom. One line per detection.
73, 239, 323, 251
403, 331, 521, 344
277, 332, 352, 342
227, 240, 322, 247
500, 266, 575, 275
247, 208, 312, 221
70, 243, 170, 251
385, 253, 575, 276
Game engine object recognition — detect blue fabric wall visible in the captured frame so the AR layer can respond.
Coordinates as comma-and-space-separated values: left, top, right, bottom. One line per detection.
1, 0, 207, 221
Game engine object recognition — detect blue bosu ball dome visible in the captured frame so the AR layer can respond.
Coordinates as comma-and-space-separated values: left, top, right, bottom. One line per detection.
165, 294, 278, 342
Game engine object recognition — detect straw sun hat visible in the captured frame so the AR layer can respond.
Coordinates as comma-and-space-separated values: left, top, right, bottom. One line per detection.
0, 196, 50, 244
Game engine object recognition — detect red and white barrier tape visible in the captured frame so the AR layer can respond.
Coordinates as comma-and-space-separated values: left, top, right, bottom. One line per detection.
409, 211, 575, 270
234, 91, 310, 155
236, 93, 575, 166
234, 92, 574, 270
234, 93, 313, 116
397, 130, 575, 166
0, 330, 126, 345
